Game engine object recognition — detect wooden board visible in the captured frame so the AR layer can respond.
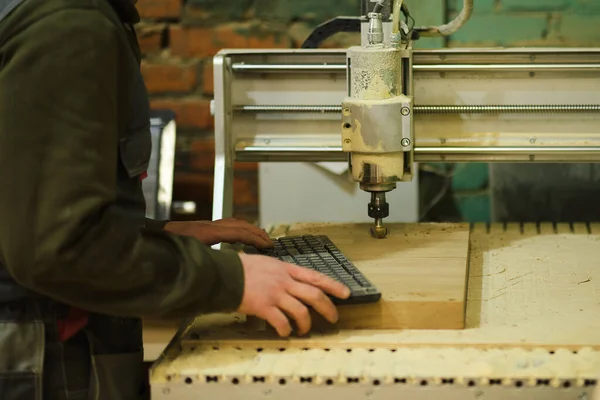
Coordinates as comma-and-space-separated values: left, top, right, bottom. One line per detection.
178, 223, 600, 350
273, 223, 470, 330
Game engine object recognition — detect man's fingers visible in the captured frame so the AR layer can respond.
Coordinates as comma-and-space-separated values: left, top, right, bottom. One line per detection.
287, 281, 339, 324
238, 226, 272, 246
278, 295, 312, 336
217, 227, 272, 248
215, 219, 273, 245
287, 265, 351, 299
262, 307, 292, 337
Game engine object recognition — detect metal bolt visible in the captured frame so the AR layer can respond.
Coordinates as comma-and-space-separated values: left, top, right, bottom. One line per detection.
343, 107, 351, 116
401, 107, 410, 116
401, 138, 411, 147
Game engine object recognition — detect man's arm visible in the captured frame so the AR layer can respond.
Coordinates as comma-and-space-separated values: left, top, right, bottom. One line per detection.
0, 8, 243, 318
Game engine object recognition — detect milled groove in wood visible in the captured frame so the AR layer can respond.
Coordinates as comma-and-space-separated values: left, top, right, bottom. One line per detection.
183, 345, 590, 355
171, 374, 598, 389
478, 222, 600, 235
165, 346, 600, 388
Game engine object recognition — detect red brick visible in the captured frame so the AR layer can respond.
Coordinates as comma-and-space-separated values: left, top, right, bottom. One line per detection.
150, 98, 213, 130
141, 62, 198, 94
170, 23, 290, 58
202, 60, 214, 95
136, 0, 182, 19
137, 24, 165, 55
232, 172, 259, 208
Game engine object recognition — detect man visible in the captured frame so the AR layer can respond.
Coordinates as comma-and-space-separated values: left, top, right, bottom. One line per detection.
0, 0, 350, 398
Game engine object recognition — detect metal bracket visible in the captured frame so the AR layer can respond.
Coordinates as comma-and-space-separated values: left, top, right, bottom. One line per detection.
341, 96, 413, 153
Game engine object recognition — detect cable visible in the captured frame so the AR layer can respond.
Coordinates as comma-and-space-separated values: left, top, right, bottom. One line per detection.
415, 0, 473, 37
391, 0, 404, 35
418, 164, 466, 220
372, 0, 386, 13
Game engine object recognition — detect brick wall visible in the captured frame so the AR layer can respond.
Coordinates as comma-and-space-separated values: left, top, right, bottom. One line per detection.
448, 0, 600, 47
137, 0, 362, 222
137, 0, 600, 223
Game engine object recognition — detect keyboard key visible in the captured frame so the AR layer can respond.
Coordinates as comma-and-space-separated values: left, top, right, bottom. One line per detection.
243, 235, 380, 305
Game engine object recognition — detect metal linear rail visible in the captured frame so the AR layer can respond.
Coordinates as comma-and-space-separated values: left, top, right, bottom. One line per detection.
231, 63, 600, 73
236, 146, 600, 163
234, 104, 600, 114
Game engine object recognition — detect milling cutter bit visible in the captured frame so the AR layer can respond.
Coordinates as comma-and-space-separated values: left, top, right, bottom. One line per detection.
370, 218, 388, 239
368, 192, 389, 239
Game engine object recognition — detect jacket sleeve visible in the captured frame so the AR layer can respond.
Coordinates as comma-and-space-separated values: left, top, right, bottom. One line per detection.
145, 218, 169, 231
0, 8, 244, 318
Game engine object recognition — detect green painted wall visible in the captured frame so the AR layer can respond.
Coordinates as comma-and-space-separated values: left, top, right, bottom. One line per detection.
418, 0, 600, 222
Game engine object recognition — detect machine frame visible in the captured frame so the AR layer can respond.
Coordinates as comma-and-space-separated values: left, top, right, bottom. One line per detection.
211, 47, 600, 235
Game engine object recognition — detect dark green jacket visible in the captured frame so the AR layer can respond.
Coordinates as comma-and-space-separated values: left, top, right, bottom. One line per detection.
0, 0, 245, 318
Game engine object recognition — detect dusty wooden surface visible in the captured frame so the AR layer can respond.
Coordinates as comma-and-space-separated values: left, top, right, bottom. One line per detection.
152, 345, 600, 384
274, 222, 471, 330
175, 222, 600, 350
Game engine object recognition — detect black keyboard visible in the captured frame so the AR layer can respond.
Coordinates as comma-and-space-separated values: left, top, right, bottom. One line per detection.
243, 235, 381, 305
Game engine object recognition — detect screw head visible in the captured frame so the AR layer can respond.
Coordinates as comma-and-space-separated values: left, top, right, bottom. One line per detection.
344, 138, 351, 144
401, 138, 411, 147
343, 107, 351, 116
401, 107, 410, 116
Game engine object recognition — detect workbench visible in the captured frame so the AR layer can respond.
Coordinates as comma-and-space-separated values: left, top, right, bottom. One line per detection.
147, 222, 600, 399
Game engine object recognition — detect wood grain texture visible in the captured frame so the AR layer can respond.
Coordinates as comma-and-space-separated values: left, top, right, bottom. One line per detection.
280, 223, 471, 330
178, 223, 600, 350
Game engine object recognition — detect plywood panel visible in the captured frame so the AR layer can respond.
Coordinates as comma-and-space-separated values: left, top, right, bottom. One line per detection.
280, 222, 470, 330
181, 223, 600, 350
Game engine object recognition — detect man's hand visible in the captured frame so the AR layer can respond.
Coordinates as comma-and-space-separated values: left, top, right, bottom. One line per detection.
164, 219, 273, 248
237, 253, 351, 337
